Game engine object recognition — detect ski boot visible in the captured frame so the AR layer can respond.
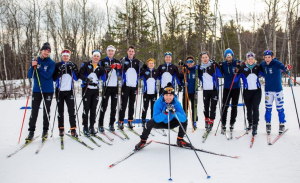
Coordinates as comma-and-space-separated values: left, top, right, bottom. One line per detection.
25, 131, 34, 141
252, 124, 257, 136
128, 120, 134, 129
59, 127, 64, 137
266, 123, 271, 134
42, 130, 48, 140
71, 129, 78, 138
193, 122, 197, 130
142, 120, 146, 128
177, 137, 194, 148
221, 125, 226, 135
118, 121, 124, 130
229, 123, 234, 132
247, 121, 253, 131
98, 126, 105, 133
135, 139, 147, 150
279, 123, 285, 135
89, 127, 97, 135
83, 126, 90, 137
109, 124, 115, 132
207, 119, 214, 132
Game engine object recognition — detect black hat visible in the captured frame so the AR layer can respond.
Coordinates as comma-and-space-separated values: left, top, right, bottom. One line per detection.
40, 42, 51, 52
163, 82, 175, 96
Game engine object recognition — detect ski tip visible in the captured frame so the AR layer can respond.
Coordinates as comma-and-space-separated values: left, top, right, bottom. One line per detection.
207, 175, 211, 179
109, 165, 113, 168
214, 134, 216, 136
268, 143, 272, 145
168, 178, 173, 181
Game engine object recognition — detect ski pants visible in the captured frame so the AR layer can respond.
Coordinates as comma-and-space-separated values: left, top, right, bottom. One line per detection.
119, 86, 137, 122
82, 88, 99, 128
55, 89, 76, 129
203, 90, 218, 120
28, 92, 53, 132
221, 88, 240, 126
243, 89, 261, 125
140, 118, 187, 140
265, 91, 286, 123
98, 87, 118, 126
182, 93, 196, 122
141, 93, 157, 121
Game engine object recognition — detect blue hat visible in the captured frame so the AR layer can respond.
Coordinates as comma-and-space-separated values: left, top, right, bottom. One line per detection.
224, 48, 234, 58
164, 52, 172, 57
264, 50, 273, 56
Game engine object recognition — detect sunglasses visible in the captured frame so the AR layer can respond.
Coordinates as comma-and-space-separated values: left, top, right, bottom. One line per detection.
164, 87, 174, 93
200, 52, 208, 56
246, 54, 255, 58
226, 53, 232, 57
62, 50, 70, 54
186, 60, 194, 64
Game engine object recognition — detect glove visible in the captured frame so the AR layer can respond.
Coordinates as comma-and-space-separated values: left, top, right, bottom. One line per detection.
32, 58, 38, 68
142, 64, 147, 70
104, 63, 111, 72
165, 104, 175, 114
115, 63, 121, 70
111, 64, 116, 70
219, 62, 223, 66
59, 64, 66, 73
285, 64, 292, 73
68, 62, 77, 71
85, 77, 94, 84
184, 82, 188, 87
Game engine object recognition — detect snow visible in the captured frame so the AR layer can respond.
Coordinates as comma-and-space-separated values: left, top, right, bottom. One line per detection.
1, 86, 300, 183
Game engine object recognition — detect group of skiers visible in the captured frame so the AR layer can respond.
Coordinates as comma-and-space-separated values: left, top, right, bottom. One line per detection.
24, 42, 292, 150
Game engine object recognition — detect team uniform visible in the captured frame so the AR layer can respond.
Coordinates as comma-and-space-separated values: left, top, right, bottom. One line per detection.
79, 60, 105, 134
157, 63, 181, 95
140, 67, 159, 126
53, 61, 79, 136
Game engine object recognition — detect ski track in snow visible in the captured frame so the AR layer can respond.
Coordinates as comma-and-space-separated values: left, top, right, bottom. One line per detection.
1, 87, 300, 183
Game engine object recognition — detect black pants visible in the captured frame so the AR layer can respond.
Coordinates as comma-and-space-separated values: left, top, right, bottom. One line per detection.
142, 93, 157, 121
140, 118, 187, 140
28, 92, 53, 132
182, 93, 196, 122
119, 86, 137, 121
203, 90, 218, 120
243, 89, 261, 125
98, 87, 118, 126
82, 88, 99, 128
55, 89, 76, 129
159, 88, 164, 96
221, 88, 240, 126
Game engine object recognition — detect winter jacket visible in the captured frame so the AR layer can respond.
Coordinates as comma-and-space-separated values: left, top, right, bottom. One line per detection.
100, 57, 121, 87
220, 59, 241, 89
180, 65, 197, 94
27, 56, 55, 93
260, 58, 286, 92
53, 61, 79, 91
234, 64, 263, 90
198, 61, 223, 90
79, 60, 105, 89
157, 63, 181, 88
153, 95, 187, 123
121, 56, 141, 87
140, 68, 159, 94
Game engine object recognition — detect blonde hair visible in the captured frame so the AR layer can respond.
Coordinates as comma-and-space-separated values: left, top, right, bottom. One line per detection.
246, 57, 257, 64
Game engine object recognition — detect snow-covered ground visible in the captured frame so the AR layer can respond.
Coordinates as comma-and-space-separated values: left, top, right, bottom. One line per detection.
1, 86, 300, 183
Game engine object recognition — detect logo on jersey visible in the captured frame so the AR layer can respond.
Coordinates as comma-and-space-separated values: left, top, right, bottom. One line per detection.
192, 74, 195, 79
213, 96, 218, 100
145, 71, 150, 75
269, 68, 273, 74
244, 68, 249, 71
125, 61, 129, 65
232, 67, 235, 73
162, 66, 166, 70
44, 66, 48, 71
105, 62, 109, 65
70, 95, 74, 100
46, 96, 52, 101
88, 65, 92, 69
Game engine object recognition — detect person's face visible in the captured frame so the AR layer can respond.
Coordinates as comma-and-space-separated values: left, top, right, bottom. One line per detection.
41, 50, 50, 58
127, 48, 135, 58
62, 55, 69, 62
247, 57, 255, 65
226, 54, 233, 62
107, 49, 115, 58
186, 60, 195, 68
165, 55, 172, 64
148, 61, 155, 70
201, 54, 209, 64
264, 55, 273, 65
164, 94, 174, 104
92, 54, 100, 63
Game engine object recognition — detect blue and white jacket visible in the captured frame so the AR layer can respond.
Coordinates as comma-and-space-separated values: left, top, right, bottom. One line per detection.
198, 61, 223, 90
53, 61, 79, 91
100, 57, 121, 87
260, 58, 286, 92
140, 68, 159, 94
27, 56, 55, 93
179, 65, 197, 94
234, 64, 263, 90
157, 63, 181, 88
79, 60, 105, 89
220, 59, 241, 89
153, 95, 187, 123
121, 56, 140, 87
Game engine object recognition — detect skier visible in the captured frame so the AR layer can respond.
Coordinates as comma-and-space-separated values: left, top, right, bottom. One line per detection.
157, 52, 181, 95
79, 50, 105, 136
180, 55, 198, 129
198, 51, 222, 131
219, 48, 241, 133
118, 45, 141, 130
234, 52, 263, 135
139, 58, 159, 127
98, 45, 121, 132
135, 82, 191, 150
52, 49, 79, 137
25, 42, 56, 141
259, 50, 291, 134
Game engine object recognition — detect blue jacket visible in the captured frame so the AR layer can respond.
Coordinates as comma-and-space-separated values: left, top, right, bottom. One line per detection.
153, 95, 187, 124
220, 59, 241, 89
180, 65, 197, 94
27, 57, 55, 93
260, 58, 286, 92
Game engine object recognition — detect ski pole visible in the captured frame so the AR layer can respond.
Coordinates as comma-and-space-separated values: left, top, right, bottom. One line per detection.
214, 69, 238, 136
72, 70, 81, 136
214, 64, 223, 130
35, 67, 52, 133
18, 69, 35, 144
133, 62, 144, 125
240, 86, 247, 130
284, 73, 300, 86
50, 75, 63, 138
167, 112, 172, 181
137, 88, 144, 127
174, 113, 210, 179
74, 82, 90, 117
287, 72, 300, 129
